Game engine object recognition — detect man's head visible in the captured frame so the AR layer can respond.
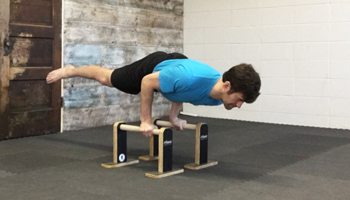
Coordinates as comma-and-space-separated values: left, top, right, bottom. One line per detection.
221, 63, 261, 109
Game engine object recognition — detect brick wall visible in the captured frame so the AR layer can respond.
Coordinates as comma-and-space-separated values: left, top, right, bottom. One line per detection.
63, 0, 183, 130
184, 0, 350, 130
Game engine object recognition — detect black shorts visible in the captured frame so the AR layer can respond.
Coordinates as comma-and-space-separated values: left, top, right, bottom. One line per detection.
111, 51, 187, 94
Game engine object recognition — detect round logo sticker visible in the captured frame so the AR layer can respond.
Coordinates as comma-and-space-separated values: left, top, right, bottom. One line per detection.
119, 154, 125, 162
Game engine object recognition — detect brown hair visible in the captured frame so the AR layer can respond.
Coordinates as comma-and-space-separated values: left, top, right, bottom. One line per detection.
222, 63, 261, 103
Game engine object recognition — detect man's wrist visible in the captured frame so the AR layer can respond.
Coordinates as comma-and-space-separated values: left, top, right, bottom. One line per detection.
169, 115, 179, 122
141, 120, 152, 124
140, 116, 152, 123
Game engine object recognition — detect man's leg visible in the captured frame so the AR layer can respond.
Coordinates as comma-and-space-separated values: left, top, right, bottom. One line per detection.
46, 65, 113, 87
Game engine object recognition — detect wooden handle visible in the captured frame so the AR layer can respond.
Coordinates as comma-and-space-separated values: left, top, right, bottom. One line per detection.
118, 124, 162, 135
155, 120, 197, 130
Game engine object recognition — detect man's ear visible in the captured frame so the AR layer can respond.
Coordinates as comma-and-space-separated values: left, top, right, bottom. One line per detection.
223, 81, 231, 92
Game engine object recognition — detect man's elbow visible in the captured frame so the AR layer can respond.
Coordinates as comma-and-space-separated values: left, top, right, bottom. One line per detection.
141, 77, 153, 90
141, 74, 160, 90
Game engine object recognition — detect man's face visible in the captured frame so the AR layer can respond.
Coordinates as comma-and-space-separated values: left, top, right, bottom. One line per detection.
222, 91, 244, 110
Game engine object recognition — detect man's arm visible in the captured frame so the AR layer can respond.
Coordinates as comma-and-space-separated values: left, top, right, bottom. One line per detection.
140, 72, 160, 136
169, 102, 183, 119
169, 102, 187, 130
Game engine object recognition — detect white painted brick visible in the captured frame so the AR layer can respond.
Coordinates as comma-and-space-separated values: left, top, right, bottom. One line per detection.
296, 114, 329, 128
258, 112, 329, 128
331, 98, 350, 117
231, 0, 261, 9
184, 28, 204, 44
185, 0, 231, 12
331, 0, 350, 3
243, 44, 262, 61
330, 42, 350, 60
229, 27, 261, 44
261, 7, 294, 25
261, 25, 296, 43
203, 44, 231, 60
231, 9, 261, 27
261, 0, 295, 7
203, 27, 230, 44
330, 22, 350, 41
231, 44, 261, 62
245, 61, 263, 73
242, 94, 263, 111
183, 103, 231, 119
329, 80, 350, 98
260, 60, 294, 77
184, 1, 350, 130
330, 60, 350, 79
202, 0, 232, 11
230, 44, 246, 62
184, 12, 207, 28
261, 0, 330, 7
227, 110, 262, 122
184, 0, 207, 12
261, 44, 294, 60
331, 3, 350, 22
101, 46, 125, 65
295, 78, 329, 97
261, 78, 294, 95
294, 61, 329, 78
330, 117, 350, 130
294, 43, 329, 60
184, 44, 205, 60
249, 95, 330, 116
292, 96, 329, 115
293, 0, 330, 5
204, 11, 231, 28
202, 59, 231, 74
259, 95, 295, 113
293, 5, 330, 24
296, 24, 330, 42
182, 103, 198, 115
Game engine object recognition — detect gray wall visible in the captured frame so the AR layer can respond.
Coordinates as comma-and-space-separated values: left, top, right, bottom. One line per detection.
63, 0, 183, 131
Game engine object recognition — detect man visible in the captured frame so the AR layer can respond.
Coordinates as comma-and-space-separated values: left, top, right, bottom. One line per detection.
46, 51, 261, 136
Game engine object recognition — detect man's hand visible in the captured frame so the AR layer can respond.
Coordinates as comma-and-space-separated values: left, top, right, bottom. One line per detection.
168, 102, 186, 130
140, 122, 155, 137
169, 117, 187, 131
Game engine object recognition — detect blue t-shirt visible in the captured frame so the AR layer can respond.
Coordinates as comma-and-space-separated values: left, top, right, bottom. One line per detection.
153, 59, 222, 106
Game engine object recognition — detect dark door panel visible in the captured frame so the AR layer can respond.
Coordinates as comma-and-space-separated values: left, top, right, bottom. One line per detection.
0, 0, 61, 139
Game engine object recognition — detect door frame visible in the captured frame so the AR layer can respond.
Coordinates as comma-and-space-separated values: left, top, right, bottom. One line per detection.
0, 0, 10, 139
51, 0, 63, 134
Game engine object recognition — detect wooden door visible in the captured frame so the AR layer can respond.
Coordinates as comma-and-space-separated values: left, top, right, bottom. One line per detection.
0, 0, 61, 139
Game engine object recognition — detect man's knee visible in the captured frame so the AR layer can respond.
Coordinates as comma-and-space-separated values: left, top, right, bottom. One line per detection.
98, 69, 113, 86
99, 77, 110, 86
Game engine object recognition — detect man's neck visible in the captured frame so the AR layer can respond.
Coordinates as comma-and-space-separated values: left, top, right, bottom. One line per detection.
210, 78, 223, 100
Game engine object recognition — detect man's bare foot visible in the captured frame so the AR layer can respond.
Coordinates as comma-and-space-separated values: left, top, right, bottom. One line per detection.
46, 65, 74, 84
